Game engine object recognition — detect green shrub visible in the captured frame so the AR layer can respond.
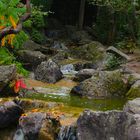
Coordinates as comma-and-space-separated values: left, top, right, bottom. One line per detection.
23, 20, 33, 28
23, 6, 48, 45
115, 39, 136, 53
31, 7, 46, 28
13, 31, 29, 50
105, 54, 123, 70
14, 61, 29, 77
0, 48, 29, 76
0, 48, 14, 65
31, 28, 46, 44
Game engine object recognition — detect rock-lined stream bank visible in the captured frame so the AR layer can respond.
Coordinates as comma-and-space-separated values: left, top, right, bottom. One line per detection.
1, 35, 140, 140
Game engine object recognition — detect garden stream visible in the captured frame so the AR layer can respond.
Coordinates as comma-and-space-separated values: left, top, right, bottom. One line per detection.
0, 73, 128, 140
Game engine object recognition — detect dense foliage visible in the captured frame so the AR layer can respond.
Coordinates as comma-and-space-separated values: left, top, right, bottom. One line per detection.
88, 0, 139, 45
0, 0, 28, 48
0, 0, 29, 76
24, 6, 48, 44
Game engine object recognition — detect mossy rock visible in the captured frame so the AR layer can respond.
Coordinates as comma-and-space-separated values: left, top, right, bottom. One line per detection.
71, 70, 129, 98
70, 41, 106, 65
126, 80, 140, 98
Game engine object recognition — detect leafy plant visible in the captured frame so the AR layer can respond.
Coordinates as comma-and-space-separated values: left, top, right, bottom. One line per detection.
24, 6, 49, 44
0, 48, 14, 65
31, 28, 46, 44
0, 0, 26, 27
115, 39, 136, 53
0, 48, 29, 76
0, 0, 30, 49
13, 31, 29, 50
105, 54, 123, 70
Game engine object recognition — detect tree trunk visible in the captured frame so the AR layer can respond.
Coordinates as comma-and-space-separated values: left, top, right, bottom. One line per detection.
78, 0, 86, 30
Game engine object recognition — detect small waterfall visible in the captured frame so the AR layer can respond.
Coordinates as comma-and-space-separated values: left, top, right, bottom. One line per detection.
57, 126, 77, 140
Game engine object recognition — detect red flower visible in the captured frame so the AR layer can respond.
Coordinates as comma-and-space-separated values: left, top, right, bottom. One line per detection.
14, 79, 27, 93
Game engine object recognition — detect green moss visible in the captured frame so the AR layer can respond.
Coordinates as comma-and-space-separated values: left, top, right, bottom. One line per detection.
0, 48, 29, 76
105, 72, 128, 97
31, 28, 46, 44
105, 54, 123, 70
71, 42, 105, 63
126, 87, 140, 98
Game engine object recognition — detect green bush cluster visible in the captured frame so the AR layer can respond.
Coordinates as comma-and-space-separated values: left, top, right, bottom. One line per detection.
105, 54, 123, 70
13, 31, 29, 50
115, 39, 136, 53
0, 48, 29, 76
23, 6, 48, 44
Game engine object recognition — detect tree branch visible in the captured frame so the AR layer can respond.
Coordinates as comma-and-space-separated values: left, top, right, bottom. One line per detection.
0, 0, 31, 41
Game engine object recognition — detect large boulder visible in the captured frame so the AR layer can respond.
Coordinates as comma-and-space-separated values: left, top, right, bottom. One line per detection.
18, 50, 47, 70
50, 41, 68, 52
0, 65, 16, 93
71, 41, 106, 67
0, 101, 23, 128
77, 110, 140, 140
70, 30, 92, 45
21, 40, 42, 51
51, 51, 69, 64
126, 80, 140, 98
35, 59, 63, 83
124, 98, 140, 114
107, 46, 131, 61
71, 70, 129, 98
74, 69, 96, 82
73, 61, 98, 71
14, 112, 60, 140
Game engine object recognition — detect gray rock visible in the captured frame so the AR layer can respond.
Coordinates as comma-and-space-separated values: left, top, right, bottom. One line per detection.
19, 112, 46, 140
71, 41, 106, 67
18, 50, 47, 70
74, 69, 96, 82
77, 110, 140, 140
46, 30, 63, 38
70, 30, 92, 45
124, 98, 140, 114
127, 114, 140, 140
123, 72, 140, 85
0, 64, 16, 93
71, 70, 128, 98
107, 46, 131, 61
21, 40, 42, 51
18, 112, 60, 140
35, 59, 63, 83
73, 62, 98, 71
51, 41, 68, 51
0, 101, 23, 128
51, 51, 69, 64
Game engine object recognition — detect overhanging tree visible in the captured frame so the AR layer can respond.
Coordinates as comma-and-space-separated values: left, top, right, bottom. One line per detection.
0, 0, 31, 46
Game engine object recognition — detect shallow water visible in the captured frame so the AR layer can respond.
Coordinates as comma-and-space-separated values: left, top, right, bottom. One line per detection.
25, 75, 127, 112
26, 92, 127, 111
0, 76, 128, 139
